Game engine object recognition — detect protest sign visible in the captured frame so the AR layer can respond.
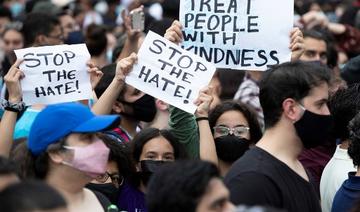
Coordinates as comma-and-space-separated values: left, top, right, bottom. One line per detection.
180, 0, 294, 70
14, 44, 92, 105
126, 31, 216, 114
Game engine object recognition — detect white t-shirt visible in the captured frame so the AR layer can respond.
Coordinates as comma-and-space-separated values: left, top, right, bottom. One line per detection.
320, 145, 356, 212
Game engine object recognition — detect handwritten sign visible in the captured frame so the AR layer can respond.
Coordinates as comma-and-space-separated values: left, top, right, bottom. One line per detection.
126, 31, 216, 114
15, 44, 92, 105
180, 0, 294, 70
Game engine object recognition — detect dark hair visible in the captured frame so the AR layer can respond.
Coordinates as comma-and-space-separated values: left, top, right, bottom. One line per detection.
10, 137, 66, 180
98, 133, 136, 179
329, 84, 360, 141
132, 128, 187, 162
0, 157, 18, 176
260, 61, 331, 129
21, 12, 60, 47
209, 101, 262, 143
95, 63, 127, 102
0, 6, 12, 20
85, 24, 107, 56
217, 69, 245, 100
0, 181, 67, 211
147, 160, 219, 212
339, 6, 360, 27
348, 112, 360, 166
302, 29, 327, 43
148, 18, 173, 36
2, 21, 23, 37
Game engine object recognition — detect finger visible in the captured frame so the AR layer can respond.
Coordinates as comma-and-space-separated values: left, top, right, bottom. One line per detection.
87, 62, 96, 68
290, 36, 304, 49
13, 70, 22, 80
291, 30, 302, 41
172, 20, 182, 29
292, 43, 304, 51
128, 53, 138, 63
96, 70, 103, 76
10, 68, 22, 78
11, 59, 23, 71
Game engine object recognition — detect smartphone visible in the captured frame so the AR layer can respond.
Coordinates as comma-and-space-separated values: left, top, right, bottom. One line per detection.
130, 10, 145, 31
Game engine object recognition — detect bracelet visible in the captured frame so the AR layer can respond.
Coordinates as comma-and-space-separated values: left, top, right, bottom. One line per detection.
1, 99, 25, 113
196, 117, 208, 122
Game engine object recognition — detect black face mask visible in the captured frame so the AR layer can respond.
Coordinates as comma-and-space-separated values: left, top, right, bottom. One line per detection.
139, 160, 171, 186
86, 183, 119, 204
215, 135, 250, 163
294, 109, 333, 149
121, 94, 157, 122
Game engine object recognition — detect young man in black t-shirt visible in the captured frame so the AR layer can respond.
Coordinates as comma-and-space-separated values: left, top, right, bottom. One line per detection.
225, 62, 332, 212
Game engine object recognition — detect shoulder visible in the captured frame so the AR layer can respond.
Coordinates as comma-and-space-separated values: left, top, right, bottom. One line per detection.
225, 171, 282, 207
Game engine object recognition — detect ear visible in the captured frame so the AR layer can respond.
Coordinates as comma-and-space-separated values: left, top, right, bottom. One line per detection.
156, 99, 168, 111
113, 101, 124, 113
282, 98, 302, 122
35, 34, 47, 46
48, 151, 66, 164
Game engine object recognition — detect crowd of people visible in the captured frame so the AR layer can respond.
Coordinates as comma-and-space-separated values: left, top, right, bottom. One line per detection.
0, 0, 359, 211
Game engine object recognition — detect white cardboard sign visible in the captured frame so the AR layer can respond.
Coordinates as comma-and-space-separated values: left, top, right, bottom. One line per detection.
15, 44, 92, 105
126, 31, 217, 114
180, 0, 294, 70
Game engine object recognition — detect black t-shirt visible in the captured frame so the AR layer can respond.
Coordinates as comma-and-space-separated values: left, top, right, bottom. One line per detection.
224, 147, 321, 212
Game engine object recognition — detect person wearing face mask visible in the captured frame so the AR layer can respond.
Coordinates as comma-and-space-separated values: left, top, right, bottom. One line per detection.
116, 127, 187, 212
208, 101, 262, 176
23, 102, 121, 212
87, 133, 135, 205
93, 55, 157, 143
224, 61, 332, 212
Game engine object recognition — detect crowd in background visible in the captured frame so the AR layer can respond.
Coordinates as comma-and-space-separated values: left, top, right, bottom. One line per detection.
0, 0, 359, 212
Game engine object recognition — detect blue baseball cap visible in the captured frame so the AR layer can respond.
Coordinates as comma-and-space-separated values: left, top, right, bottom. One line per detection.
28, 102, 120, 156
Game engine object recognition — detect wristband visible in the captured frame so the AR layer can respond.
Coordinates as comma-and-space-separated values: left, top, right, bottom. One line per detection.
1, 99, 25, 113
196, 117, 208, 122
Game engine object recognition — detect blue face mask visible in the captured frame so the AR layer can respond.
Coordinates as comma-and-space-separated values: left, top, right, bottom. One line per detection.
10, 2, 24, 18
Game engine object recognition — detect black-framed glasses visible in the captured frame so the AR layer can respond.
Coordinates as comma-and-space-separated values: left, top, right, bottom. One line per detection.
95, 172, 124, 188
213, 126, 250, 137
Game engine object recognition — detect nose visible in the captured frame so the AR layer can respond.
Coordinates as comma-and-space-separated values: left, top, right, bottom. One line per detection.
223, 201, 236, 212
322, 104, 331, 115
314, 53, 321, 61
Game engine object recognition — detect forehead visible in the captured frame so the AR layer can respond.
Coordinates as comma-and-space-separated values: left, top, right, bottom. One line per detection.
199, 178, 229, 205
3, 30, 22, 40
142, 136, 174, 154
122, 85, 144, 101
215, 110, 249, 127
304, 82, 329, 102
304, 37, 327, 51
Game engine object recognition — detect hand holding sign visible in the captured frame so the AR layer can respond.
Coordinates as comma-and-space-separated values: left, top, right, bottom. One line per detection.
194, 86, 214, 118
126, 31, 216, 114
4, 60, 25, 103
165, 21, 183, 45
290, 28, 305, 61
87, 62, 104, 89
116, 53, 138, 83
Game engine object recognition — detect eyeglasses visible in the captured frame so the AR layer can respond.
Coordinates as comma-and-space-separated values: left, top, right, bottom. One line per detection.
95, 172, 124, 188
213, 126, 250, 137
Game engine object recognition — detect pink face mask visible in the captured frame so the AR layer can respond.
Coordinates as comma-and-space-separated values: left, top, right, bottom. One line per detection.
62, 139, 110, 178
